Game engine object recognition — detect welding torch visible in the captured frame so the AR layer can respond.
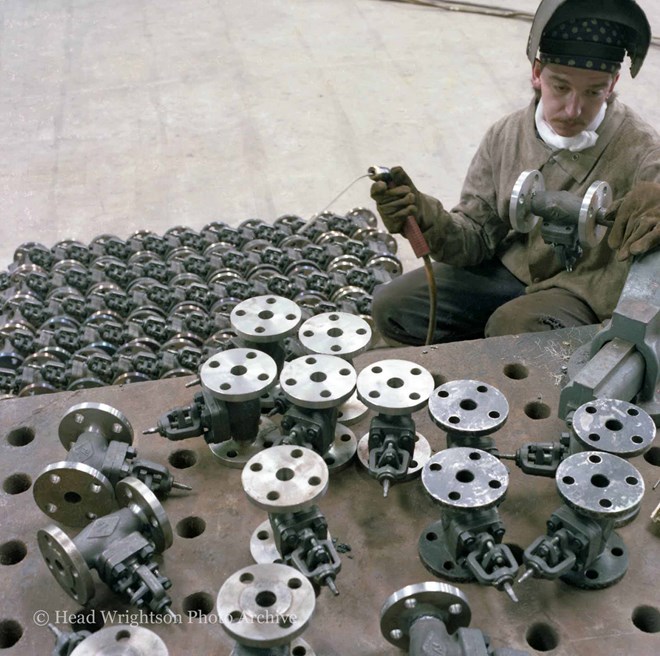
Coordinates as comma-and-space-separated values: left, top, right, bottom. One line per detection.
368, 166, 437, 346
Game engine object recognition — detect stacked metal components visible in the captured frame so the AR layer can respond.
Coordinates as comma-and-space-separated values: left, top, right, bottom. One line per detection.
0, 208, 401, 397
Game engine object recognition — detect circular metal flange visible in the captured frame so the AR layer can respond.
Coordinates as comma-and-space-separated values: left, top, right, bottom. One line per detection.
280, 355, 356, 410
33, 462, 116, 527
242, 445, 329, 513
200, 348, 278, 402
356, 360, 434, 415
337, 391, 370, 426
208, 417, 279, 468
346, 206, 378, 227
323, 424, 358, 472
230, 295, 302, 343
578, 180, 611, 248
298, 312, 372, 359
571, 398, 656, 458
428, 380, 508, 436
418, 518, 474, 582
37, 524, 96, 604
556, 452, 645, 521
380, 581, 471, 650
421, 448, 508, 510
216, 563, 315, 648
58, 402, 133, 450
71, 625, 169, 656
509, 169, 544, 233
357, 432, 431, 482
116, 477, 173, 552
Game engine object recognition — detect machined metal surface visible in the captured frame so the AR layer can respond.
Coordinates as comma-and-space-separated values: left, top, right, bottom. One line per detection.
509, 170, 544, 234
578, 181, 611, 248
200, 348, 278, 402
357, 432, 431, 481
298, 312, 372, 359
242, 445, 329, 513
428, 379, 509, 436
421, 448, 508, 510
59, 401, 133, 449
280, 355, 356, 409
556, 452, 645, 521
70, 625, 169, 656
230, 295, 302, 343
571, 398, 656, 457
356, 360, 434, 415
216, 563, 315, 648
208, 417, 279, 468
336, 391, 369, 426
380, 581, 471, 650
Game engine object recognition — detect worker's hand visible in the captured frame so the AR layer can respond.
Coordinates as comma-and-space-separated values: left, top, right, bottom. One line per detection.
608, 182, 660, 261
370, 166, 423, 234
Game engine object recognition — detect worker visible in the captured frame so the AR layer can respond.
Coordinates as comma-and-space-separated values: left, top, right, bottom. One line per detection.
370, 0, 660, 346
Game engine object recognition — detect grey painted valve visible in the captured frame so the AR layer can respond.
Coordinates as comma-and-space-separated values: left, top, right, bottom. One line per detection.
298, 311, 372, 425
518, 451, 645, 589
356, 359, 434, 497
275, 354, 358, 472
33, 402, 189, 527
243, 445, 341, 596
380, 582, 529, 655
217, 563, 316, 655
49, 623, 169, 656
38, 477, 176, 616
145, 347, 279, 468
418, 448, 519, 602
428, 380, 508, 452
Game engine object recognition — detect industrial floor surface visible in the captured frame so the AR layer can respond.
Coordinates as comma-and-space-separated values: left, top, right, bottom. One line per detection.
1, 0, 660, 272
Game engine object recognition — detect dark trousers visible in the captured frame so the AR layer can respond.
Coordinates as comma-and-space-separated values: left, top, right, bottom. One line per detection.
371, 259, 599, 346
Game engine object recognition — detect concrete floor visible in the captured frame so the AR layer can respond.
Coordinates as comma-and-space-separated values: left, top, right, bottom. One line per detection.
1, 0, 659, 273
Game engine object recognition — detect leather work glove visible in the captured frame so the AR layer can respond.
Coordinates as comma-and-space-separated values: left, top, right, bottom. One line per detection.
370, 166, 424, 234
608, 181, 660, 261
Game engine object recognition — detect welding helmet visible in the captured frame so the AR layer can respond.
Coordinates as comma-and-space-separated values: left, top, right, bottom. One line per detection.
527, 0, 651, 77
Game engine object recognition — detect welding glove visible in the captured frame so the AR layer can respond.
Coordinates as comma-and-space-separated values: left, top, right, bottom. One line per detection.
608, 181, 660, 261
370, 166, 429, 234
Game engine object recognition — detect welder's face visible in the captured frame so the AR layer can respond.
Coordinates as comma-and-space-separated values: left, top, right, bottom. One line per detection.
532, 61, 619, 137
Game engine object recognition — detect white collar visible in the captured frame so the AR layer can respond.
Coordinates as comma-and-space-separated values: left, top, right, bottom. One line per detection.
535, 99, 606, 152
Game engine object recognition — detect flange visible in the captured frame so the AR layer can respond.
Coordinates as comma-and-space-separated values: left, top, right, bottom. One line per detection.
33, 462, 116, 527
216, 563, 315, 648
116, 477, 173, 552
428, 380, 508, 437
200, 348, 278, 402
37, 524, 96, 605
578, 180, 611, 248
571, 398, 655, 458
280, 356, 356, 409
242, 445, 329, 513
58, 402, 133, 450
356, 360, 434, 415
71, 625, 169, 656
421, 448, 508, 510
323, 424, 358, 472
298, 312, 372, 359
357, 432, 432, 482
509, 169, 544, 233
208, 418, 279, 468
556, 452, 645, 521
230, 295, 302, 343
380, 582, 471, 650
336, 391, 370, 426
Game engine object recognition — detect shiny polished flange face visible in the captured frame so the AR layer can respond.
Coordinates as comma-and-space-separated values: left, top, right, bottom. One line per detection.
216, 563, 315, 648
298, 311, 372, 359
230, 295, 302, 343
70, 625, 169, 656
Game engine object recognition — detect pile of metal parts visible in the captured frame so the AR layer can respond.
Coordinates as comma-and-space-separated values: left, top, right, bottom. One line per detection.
0, 208, 402, 397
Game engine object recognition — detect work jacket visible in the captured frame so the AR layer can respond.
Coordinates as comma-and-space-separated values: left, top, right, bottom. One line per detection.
416, 98, 660, 320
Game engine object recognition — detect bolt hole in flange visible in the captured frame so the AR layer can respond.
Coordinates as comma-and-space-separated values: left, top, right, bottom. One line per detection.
6, 426, 35, 447
115, 629, 131, 642
169, 449, 198, 469
182, 591, 215, 618
632, 605, 660, 633
176, 516, 206, 539
0, 540, 27, 566
0, 619, 23, 649
524, 401, 551, 420
2, 473, 31, 495
525, 621, 560, 651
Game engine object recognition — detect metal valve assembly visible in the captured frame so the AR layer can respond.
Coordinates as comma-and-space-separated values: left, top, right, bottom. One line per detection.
33, 402, 189, 526
356, 359, 435, 497
37, 477, 176, 617
243, 445, 341, 596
